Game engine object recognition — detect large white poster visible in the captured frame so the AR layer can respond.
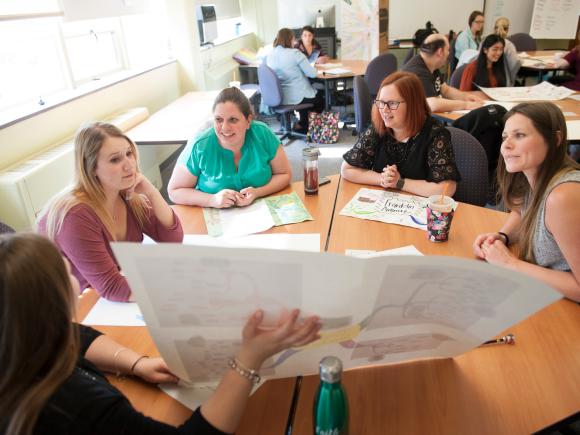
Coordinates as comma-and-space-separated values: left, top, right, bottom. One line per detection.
530, 0, 580, 39
112, 243, 560, 389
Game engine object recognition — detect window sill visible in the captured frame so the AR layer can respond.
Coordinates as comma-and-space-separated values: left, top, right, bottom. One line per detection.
0, 59, 176, 130
200, 31, 253, 51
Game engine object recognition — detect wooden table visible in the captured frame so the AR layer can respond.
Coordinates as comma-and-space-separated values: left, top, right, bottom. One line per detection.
287, 180, 580, 435
79, 177, 580, 434
78, 176, 341, 433
315, 59, 369, 110
172, 174, 341, 251
434, 97, 580, 140
519, 50, 568, 82
126, 89, 256, 145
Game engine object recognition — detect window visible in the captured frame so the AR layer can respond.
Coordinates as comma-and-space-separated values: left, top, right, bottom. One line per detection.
0, 0, 171, 114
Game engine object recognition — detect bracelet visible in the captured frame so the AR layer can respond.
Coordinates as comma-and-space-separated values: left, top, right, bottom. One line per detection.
113, 348, 130, 377
498, 231, 510, 247
130, 355, 149, 374
228, 358, 261, 385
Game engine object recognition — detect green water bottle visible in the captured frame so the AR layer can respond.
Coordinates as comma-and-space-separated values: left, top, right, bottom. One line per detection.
313, 356, 349, 435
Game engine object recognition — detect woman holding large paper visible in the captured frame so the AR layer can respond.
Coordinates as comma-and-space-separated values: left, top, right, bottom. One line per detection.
39, 122, 183, 302
341, 71, 460, 197
473, 102, 580, 301
168, 87, 292, 208
0, 232, 321, 435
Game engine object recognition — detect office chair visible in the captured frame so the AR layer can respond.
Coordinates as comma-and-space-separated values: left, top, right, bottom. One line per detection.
446, 126, 488, 207
0, 220, 15, 234
353, 76, 372, 137
257, 64, 314, 145
449, 64, 467, 88
508, 33, 537, 52
364, 53, 398, 98
402, 47, 415, 66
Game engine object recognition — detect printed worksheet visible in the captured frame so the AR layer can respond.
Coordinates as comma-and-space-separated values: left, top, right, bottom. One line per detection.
203, 192, 312, 237
340, 188, 451, 230
112, 243, 560, 391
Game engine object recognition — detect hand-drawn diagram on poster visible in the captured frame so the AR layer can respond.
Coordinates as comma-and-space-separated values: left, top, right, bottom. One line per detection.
113, 243, 559, 396
204, 192, 313, 237
340, 188, 453, 230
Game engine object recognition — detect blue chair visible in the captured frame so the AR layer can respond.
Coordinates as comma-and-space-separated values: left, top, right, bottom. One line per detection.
353, 76, 372, 137
257, 64, 314, 144
449, 64, 467, 88
0, 221, 15, 234
446, 126, 488, 207
364, 53, 398, 98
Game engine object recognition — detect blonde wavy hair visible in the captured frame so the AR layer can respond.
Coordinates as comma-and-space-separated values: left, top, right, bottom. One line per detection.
41, 122, 149, 240
494, 17, 510, 39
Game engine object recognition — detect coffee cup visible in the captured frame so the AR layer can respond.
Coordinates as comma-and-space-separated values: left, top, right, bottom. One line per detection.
426, 195, 456, 242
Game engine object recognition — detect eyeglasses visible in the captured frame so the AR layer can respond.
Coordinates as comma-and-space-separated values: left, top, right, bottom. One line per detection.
474, 20, 484, 24
373, 99, 405, 110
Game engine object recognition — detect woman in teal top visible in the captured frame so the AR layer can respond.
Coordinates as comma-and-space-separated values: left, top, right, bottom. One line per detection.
168, 87, 292, 208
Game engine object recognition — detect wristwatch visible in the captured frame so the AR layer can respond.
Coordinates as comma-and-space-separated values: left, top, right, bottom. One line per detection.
396, 177, 405, 190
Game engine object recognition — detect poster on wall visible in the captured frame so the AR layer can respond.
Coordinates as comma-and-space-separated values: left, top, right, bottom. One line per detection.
340, 0, 378, 60
530, 0, 580, 39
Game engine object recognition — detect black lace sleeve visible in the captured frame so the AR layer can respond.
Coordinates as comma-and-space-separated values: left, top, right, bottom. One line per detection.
427, 125, 462, 182
342, 126, 378, 170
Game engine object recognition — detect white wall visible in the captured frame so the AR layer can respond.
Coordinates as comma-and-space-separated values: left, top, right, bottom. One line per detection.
0, 62, 182, 172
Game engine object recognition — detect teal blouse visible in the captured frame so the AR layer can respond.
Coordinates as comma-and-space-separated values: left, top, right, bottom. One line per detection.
178, 121, 281, 194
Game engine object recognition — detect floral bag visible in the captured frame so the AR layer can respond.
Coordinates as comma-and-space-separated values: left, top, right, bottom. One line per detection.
306, 111, 340, 144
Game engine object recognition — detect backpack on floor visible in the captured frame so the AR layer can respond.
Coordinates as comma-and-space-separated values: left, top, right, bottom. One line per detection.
306, 111, 340, 144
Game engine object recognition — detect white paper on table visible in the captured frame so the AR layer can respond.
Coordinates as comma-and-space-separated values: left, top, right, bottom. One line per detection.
322, 68, 352, 75
478, 82, 574, 102
183, 233, 320, 252
346, 245, 424, 258
217, 200, 275, 238
82, 298, 145, 326
562, 112, 577, 117
112, 243, 561, 387
318, 62, 343, 68
566, 120, 580, 141
569, 94, 580, 102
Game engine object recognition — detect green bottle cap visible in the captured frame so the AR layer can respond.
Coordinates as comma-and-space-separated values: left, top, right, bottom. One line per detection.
319, 356, 343, 383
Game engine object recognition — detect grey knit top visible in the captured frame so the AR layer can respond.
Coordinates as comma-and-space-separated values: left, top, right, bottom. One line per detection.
531, 170, 580, 271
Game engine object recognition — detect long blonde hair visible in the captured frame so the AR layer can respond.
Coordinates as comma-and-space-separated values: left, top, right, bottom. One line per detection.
497, 102, 580, 262
0, 233, 79, 435
42, 122, 149, 240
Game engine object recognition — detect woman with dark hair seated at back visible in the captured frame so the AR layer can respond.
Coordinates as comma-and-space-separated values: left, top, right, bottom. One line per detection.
168, 87, 292, 209
341, 71, 461, 197
460, 34, 507, 91
267, 28, 324, 133
294, 25, 330, 64
0, 232, 321, 435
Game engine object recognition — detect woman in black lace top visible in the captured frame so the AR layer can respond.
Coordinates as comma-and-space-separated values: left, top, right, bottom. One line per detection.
342, 71, 461, 197
0, 233, 320, 435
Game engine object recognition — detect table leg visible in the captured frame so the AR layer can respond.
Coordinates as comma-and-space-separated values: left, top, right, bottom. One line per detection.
324, 80, 331, 111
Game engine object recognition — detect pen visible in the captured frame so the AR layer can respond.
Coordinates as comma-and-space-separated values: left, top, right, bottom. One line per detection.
285, 375, 303, 435
482, 333, 515, 346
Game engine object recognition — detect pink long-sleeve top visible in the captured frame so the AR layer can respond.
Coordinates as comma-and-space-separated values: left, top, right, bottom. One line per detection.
39, 202, 183, 302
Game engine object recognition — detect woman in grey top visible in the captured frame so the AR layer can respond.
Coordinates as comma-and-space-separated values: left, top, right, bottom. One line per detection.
473, 102, 580, 302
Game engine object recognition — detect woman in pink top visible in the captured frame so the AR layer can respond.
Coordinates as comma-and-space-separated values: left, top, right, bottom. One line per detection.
39, 122, 183, 302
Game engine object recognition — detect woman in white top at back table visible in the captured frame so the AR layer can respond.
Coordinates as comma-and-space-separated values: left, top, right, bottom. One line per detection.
266, 28, 324, 134
494, 17, 522, 86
